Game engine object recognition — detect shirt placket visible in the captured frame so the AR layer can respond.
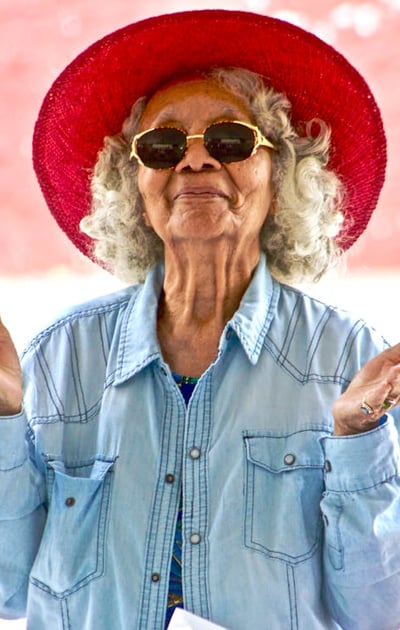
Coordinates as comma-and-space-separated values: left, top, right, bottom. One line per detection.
182, 372, 212, 619
137, 365, 186, 630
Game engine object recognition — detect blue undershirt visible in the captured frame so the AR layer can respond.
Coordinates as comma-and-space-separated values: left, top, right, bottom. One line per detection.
165, 374, 199, 628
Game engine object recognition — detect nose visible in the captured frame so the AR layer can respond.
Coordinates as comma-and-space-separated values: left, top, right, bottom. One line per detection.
174, 135, 222, 173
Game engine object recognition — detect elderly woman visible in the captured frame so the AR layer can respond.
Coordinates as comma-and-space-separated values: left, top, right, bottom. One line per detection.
0, 10, 400, 630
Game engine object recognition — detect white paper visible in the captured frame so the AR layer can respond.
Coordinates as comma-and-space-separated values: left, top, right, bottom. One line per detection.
167, 608, 229, 630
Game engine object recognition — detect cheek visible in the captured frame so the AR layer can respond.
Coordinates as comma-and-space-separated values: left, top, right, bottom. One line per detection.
253, 154, 274, 185
137, 168, 171, 229
136, 169, 155, 227
236, 159, 274, 202
137, 168, 154, 204
137, 166, 171, 198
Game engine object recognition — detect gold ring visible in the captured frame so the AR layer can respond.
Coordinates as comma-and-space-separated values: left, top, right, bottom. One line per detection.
381, 397, 396, 410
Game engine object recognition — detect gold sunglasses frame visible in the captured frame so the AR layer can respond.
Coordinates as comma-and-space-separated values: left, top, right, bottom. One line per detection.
129, 120, 275, 167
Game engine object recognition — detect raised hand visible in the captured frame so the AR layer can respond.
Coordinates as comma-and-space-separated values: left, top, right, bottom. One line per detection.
333, 343, 400, 436
0, 318, 22, 416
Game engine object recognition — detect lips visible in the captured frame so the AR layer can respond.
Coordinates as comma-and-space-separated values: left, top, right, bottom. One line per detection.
173, 187, 229, 200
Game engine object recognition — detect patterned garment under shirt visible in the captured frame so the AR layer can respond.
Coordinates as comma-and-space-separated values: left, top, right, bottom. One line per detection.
165, 374, 199, 629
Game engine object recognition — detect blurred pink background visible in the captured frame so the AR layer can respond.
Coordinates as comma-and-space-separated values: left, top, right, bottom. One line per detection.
1, 0, 400, 276
0, 4, 399, 628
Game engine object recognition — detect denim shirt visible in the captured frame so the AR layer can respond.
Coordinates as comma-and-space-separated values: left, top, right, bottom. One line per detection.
1, 254, 400, 630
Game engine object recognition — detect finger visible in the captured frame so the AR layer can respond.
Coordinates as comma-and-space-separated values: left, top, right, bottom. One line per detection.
381, 394, 400, 411
379, 342, 400, 362
334, 380, 396, 436
0, 317, 20, 371
362, 376, 400, 416
350, 356, 400, 392
0, 317, 23, 416
384, 364, 400, 393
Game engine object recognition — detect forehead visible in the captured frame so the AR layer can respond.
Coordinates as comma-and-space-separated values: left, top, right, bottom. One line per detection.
140, 78, 251, 128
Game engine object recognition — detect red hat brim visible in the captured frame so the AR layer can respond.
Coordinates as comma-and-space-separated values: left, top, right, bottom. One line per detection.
33, 9, 386, 261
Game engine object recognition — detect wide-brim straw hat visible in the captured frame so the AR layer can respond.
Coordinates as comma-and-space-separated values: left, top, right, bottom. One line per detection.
33, 9, 386, 261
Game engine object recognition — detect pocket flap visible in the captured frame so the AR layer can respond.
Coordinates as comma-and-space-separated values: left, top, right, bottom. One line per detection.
48, 457, 116, 480
244, 431, 325, 472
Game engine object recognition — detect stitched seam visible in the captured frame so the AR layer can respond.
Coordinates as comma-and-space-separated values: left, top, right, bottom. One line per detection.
28, 401, 101, 426
326, 472, 400, 493
21, 294, 133, 358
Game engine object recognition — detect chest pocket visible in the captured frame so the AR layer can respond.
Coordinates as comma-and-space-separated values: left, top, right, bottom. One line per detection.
244, 430, 326, 564
30, 457, 116, 598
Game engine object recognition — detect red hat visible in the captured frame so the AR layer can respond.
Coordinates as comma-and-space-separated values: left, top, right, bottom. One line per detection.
33, 9, 386, 260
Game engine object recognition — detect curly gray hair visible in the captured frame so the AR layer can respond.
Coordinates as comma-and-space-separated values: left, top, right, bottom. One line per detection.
80, 67, 345, 284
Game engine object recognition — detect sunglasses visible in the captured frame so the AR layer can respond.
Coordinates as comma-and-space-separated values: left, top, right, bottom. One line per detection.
130, 120, 275, 169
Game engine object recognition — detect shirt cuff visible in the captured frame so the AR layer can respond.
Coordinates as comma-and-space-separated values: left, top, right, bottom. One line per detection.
0, 410, 29, 470
320, 416, 400, 492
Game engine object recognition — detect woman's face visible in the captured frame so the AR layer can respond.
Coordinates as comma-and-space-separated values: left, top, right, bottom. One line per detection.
137, 78, 274, 253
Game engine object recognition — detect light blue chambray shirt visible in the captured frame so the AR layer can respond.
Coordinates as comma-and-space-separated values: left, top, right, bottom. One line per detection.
1, 254, 400, 630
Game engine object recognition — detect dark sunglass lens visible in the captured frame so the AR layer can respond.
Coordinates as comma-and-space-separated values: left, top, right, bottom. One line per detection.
136, 128, 186, 169
204, 122, 255, 163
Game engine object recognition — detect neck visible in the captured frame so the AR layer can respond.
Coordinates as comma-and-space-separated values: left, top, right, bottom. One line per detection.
160, 239, 260, 326
156, 239, 260, 376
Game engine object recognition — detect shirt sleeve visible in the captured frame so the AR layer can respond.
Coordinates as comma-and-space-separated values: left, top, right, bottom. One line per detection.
0, 410, 46, 617
320, 416, 400, 629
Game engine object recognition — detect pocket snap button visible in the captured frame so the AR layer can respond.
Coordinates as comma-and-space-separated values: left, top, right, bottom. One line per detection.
65, 497, 76, 507
283, 453, 296, 466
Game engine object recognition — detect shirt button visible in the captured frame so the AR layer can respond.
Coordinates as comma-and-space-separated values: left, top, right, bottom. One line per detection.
324, 460, 332, 472
189, 447, 201, 460
160, 367, 167, 376
165, 473, 175, 484
65, 497, 76, 507
151, 573, 161, 583
284, 453, 296, 466
190, 533, 201, 545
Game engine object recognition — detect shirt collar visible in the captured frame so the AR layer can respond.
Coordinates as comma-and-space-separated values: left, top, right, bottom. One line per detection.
114, 253, 280, 384
229, 252, 280, 365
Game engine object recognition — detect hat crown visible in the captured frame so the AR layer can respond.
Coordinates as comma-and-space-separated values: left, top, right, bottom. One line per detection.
33, 9, 386, 260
